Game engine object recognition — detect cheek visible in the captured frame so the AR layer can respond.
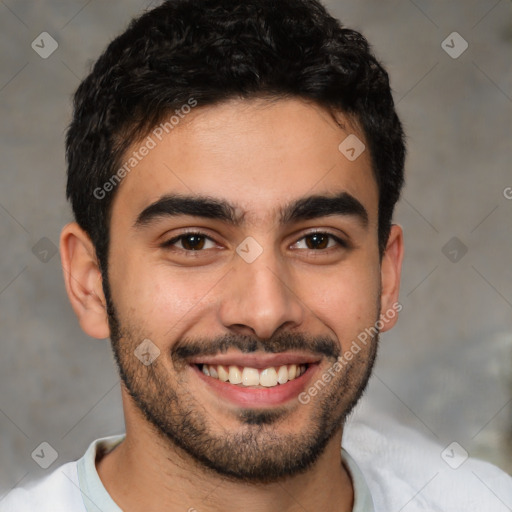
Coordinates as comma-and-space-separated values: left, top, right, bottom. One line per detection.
296, 264, 381, 348
109, 255, 222, 334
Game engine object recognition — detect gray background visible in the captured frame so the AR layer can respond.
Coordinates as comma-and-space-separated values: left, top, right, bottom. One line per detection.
0, 0, 511, 495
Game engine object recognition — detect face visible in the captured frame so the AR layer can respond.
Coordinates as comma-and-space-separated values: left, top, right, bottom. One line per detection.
98, 98, 398, 482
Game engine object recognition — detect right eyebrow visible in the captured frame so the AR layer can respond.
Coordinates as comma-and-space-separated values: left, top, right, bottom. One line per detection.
133, 194, 245, 229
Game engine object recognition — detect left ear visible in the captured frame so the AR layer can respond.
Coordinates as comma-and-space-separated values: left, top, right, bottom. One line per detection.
379, 224, 404, 332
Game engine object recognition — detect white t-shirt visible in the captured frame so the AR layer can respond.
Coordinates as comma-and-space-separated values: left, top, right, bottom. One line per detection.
1, 413, 511, 511
0, 435, 372, 512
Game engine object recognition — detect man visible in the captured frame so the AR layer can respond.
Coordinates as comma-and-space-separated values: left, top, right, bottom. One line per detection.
2, 0, 511, 510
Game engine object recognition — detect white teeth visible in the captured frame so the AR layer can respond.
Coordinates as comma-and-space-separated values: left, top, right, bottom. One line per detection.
217, 365, 229, 382
260, 367, 278, 387
277, 365, 288, 384
201, 363, 307, 387
228, 365, 242, 384
242, 367, 260, 386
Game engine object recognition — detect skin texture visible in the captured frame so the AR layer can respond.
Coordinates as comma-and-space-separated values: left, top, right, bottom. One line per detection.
60, 98, 403, 512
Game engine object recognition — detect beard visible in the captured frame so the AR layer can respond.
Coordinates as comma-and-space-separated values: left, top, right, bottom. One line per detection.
103, 277, 379, 484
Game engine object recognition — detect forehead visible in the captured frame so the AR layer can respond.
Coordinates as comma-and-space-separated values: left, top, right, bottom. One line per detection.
110, 98, 378, 228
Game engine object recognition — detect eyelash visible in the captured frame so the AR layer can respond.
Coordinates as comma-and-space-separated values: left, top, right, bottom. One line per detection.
160, 231, 348, 253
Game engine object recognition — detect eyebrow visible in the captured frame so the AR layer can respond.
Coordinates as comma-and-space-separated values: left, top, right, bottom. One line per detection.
133, 191, 369, 229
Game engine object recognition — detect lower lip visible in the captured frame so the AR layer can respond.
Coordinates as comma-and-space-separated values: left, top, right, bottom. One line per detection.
192, 364, 318, 407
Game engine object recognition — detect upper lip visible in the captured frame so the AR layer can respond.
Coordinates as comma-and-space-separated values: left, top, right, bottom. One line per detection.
188, 352, 321, 369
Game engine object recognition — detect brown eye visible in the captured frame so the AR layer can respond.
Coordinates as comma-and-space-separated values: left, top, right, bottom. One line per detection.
162, 232, 216, 251
180, 234, 206, 250
305, 233, 330, 250
292, 232, 347, 251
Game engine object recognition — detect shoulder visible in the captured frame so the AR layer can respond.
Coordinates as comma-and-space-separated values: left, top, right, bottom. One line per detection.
344, 409, 512, 512
0, 434, 124, 512
0, 461, 84, 512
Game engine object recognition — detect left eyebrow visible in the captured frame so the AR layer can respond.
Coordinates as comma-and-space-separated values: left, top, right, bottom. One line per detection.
279, 192, 368, 227
133, 191, 369, 229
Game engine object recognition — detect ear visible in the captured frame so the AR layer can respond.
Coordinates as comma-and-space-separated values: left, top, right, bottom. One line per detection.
60, 222, 110, 339
379, 224, 404, 333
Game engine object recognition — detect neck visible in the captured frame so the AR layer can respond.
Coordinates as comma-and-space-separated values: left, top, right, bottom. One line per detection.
97, 404, 353, 512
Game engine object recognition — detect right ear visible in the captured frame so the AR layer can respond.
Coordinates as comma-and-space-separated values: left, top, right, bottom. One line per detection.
60, 222, 110, 339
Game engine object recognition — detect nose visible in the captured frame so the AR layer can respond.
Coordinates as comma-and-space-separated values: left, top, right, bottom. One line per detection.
218, 247, 306, 340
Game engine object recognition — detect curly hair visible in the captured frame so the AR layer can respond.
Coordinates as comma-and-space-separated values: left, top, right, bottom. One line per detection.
65, 0, 405, 272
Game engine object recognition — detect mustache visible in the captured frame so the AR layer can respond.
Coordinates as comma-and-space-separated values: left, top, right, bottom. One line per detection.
172, 332, 340, 363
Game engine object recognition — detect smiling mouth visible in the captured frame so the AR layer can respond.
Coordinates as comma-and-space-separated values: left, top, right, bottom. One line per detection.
196, 363, 308, 388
